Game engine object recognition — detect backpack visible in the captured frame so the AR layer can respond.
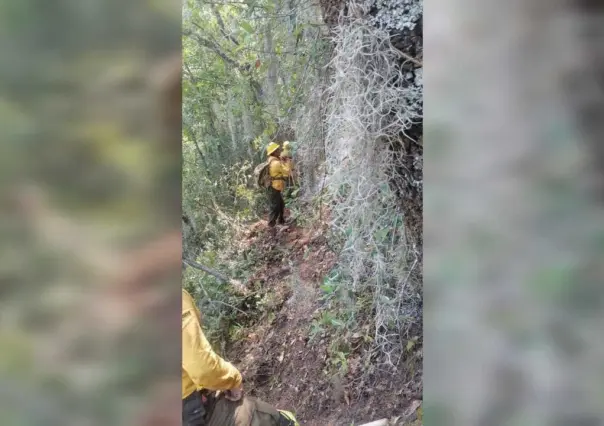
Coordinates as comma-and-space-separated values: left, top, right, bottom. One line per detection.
254, 159, 272, 188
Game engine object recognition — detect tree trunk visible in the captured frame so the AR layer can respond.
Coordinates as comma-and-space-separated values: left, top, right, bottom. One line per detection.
264, 21, 280, 117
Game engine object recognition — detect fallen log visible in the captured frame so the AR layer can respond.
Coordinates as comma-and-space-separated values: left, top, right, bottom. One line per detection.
358, 420, 389, 426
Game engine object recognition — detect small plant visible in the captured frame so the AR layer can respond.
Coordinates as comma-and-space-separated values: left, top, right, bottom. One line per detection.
229, 323, 246, 341
329, 350, 349, 375
405, 336, 419, 353
309, 321, 324, 341
319, 271, 341, 300
309, 310, 346, 342
317, 311, 345, 329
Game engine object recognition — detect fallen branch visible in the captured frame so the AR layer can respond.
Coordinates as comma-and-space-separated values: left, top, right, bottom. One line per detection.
392, 45, 423, 67
183, 258, 248, 295
183, 258, 231, 282
357, 399, 422, 425
358, 420, 389, 426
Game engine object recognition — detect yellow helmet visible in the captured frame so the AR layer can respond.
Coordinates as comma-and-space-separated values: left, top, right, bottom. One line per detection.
266, 142, 280, 156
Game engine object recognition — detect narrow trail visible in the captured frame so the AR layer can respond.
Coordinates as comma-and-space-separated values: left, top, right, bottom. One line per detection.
225, 218, 420, 425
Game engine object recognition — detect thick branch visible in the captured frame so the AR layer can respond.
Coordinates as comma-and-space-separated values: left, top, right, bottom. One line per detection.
183, 258, 231, 282
211, 5, 240, 46
184, 27, 263, 101
392, 45, 423, 68
183, 258, 248, 295
187, 27, 241, 69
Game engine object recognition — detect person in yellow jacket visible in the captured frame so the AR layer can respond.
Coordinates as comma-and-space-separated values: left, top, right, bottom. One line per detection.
182, 289, 299, 426
265, 142, 291, 227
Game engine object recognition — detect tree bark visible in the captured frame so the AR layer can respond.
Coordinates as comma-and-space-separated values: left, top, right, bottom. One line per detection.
264, 21, 280, 116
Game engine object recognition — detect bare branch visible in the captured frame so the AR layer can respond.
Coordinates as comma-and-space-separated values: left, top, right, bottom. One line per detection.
391, 45, 423, 68
186, 26, 242, 70
184, 258, 231, 282
183, 258, 248, 295
211, 5, 240, 46
184, 26, 264, 101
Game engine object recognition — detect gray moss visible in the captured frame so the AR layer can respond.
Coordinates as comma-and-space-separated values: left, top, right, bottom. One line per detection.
363, 0, 422, 32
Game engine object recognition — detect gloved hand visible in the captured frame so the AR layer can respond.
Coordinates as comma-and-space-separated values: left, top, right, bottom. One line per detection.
281, 141, 292, 159
224, 385, 244, 401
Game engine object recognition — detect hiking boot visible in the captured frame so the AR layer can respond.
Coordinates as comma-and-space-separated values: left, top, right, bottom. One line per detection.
278, 410, 299, 426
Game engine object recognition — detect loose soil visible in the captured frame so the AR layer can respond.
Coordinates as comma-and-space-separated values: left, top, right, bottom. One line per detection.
226, 219, 422, 425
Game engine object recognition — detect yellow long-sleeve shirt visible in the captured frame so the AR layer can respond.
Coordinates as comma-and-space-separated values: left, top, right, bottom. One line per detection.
268, 156, 291, 192
182, 289, 242, 399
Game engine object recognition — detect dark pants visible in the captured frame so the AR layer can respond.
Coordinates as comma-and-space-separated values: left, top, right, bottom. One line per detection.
267, 187, 285, 227
183, 392, 296, 426
182, 390, 209, 426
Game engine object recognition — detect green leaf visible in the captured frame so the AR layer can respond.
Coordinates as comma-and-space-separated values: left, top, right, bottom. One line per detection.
406, 339, 416, 352
241, 22, 254, 34
320, 283, 335, 294
375, 228, 389, 242
331, 319, 345, 328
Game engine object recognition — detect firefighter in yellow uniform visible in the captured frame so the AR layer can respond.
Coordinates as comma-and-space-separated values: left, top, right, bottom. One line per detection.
182, 289, 299, 426
266, 142, 291, 227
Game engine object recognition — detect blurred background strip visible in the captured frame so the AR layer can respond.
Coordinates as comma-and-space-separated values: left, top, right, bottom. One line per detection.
0, 0, 182, 425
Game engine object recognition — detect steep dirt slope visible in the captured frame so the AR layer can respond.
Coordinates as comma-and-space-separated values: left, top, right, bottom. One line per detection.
225, 220, 421, 425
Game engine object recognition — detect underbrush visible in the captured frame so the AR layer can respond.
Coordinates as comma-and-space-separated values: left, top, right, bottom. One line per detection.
183, 191, 302, 349
185, 193, 421, 423
309, 265, 422, 395
309, 270, 373, 375
296, 2, 423, 377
